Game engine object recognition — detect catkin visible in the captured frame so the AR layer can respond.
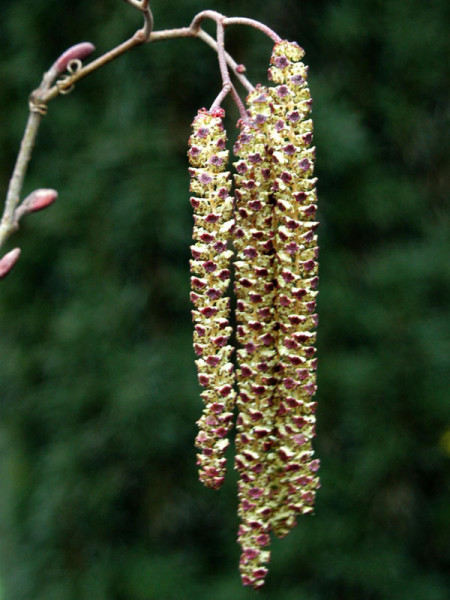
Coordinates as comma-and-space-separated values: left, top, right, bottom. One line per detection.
233, 87, 279, 589
268, 41, 320, 538
188, 108, 236, 490
233, 40, 321, 586
187, 39, 320, 592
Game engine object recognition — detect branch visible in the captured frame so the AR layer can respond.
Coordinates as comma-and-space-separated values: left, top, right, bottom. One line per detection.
0, 1, 152, 251
40, 3, 153, 104
1, 2, 281, 259
209, 21, 248, 120
223, 17, 281, 43
0, 112, 43, 247
192, 29, 254, 93
191, 11, 281, 43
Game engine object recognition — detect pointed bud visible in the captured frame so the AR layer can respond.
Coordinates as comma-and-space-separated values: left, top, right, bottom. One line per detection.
21, 189, 58, 214
0, 248, 21, 280
54, 42, 95, 74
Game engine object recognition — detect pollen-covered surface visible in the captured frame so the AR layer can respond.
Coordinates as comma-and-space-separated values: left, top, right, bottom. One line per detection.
188, 108, 236, 490
233, 41, 320, 589
187, 41, 320, 592
268, 40, 320, 538
233, 87, 279, 590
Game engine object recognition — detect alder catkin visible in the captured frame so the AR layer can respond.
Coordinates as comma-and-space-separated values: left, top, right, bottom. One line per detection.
188, 108, 236, 490
268, 40, 320, 538
187, 39, 320, 592
233, 87, 279, 589
233, 40, 320, 587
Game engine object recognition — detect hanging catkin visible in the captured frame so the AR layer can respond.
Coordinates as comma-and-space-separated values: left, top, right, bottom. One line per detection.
188, 108, 236, 490
233, 86, 280, 589
188, 39, 320, 592
267, 40, 320, 538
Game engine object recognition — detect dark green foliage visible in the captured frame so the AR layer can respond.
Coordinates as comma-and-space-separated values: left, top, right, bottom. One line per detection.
0, 0, 449, 598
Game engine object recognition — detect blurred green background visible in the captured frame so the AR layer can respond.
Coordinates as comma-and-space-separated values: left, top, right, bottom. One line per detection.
0, 0, 449, 598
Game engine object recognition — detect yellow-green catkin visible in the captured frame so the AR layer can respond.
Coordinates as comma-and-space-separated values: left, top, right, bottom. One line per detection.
233, 88, 279, 589
188, 40, 320, 591
188, 108, 236, 490
267, 41, 320, 537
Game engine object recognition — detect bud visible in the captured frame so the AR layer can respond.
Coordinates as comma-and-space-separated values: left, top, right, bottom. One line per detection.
0, 248, 21, 280
21, 189, 58, 215
54, 42, 96, 74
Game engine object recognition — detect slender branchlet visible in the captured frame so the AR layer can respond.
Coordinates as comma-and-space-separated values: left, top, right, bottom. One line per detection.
1, 2, 274, 254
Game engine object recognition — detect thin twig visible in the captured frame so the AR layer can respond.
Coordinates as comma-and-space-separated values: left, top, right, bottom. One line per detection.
123, 0, 154, 40
148, 26, 193, 41
194, 29, 254, 93
0, 112, 42, 246
210, 84, 232, 111
209, 22, 248, 121
223, 17, 281, 43
189, 10, 226, 33
0, 0, 153, 250
191, 11, 281, 44
1, 3, 280, 252
215, 20, 231, 87
230, 86, 249, 122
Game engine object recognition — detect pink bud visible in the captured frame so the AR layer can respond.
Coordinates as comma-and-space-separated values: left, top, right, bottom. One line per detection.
54, 42, 96, 74
20, 189, 58, 215
0, 248, 21, 280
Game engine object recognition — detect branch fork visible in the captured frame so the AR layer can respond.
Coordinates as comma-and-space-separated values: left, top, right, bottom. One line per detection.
1, 0, 283, 269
